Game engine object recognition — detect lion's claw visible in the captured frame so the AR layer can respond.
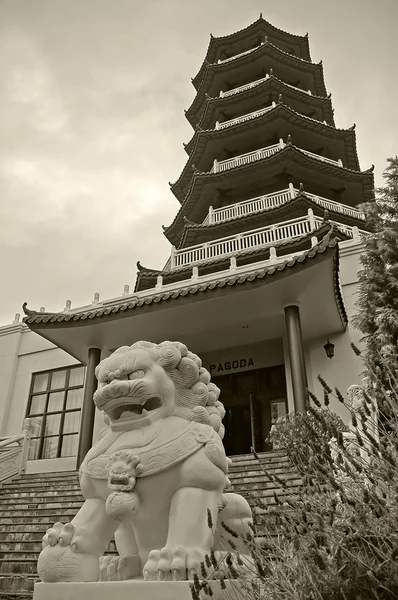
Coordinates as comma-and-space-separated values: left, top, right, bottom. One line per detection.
143, 546, 208, 581
42, 522, 75, 549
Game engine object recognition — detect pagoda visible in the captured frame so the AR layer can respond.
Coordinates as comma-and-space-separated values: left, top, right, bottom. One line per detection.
24, 16, 374, 461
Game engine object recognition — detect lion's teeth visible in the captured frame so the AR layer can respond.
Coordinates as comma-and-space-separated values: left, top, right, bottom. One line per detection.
120, 411, 132, 419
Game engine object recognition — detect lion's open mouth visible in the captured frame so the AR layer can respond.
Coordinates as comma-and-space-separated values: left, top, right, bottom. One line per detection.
107, 395, 163, 422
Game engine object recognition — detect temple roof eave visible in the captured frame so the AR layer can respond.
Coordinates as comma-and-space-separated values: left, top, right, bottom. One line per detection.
187, 42, 326, 126
187, 75, 335, 131
23, 235, 346, 343
192, 17, 311, 89
182, 103, 358, 173
170, 143, 372, 209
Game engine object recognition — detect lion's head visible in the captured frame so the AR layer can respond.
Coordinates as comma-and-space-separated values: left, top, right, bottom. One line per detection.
93, 341, 225, 436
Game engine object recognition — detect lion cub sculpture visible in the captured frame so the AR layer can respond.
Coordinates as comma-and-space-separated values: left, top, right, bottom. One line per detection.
38, 341, 254, 583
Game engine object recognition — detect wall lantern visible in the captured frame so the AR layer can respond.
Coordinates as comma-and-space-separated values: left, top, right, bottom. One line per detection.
323, 339, 335, 359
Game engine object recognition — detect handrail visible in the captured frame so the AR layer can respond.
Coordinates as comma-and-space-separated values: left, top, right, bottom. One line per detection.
0, 419, 32, 485
0, 433, 25, 449
215, 103, 275, 130
170, 212, 364, 270
203, 187, 366, 225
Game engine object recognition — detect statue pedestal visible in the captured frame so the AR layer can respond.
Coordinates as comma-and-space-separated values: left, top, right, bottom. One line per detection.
33, 580, 239, 600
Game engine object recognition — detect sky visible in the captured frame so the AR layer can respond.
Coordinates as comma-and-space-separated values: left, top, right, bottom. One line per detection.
0, 0, 397, 326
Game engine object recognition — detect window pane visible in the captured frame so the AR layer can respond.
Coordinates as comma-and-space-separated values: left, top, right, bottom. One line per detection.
69, 367, 85, 388
29, 395, 46, 415
50, 370, 66, 390
61, 434, 78, 457
66, 388, 83, 410
28, 438, 40, 460
44, 413, 61, 436
63, 411, 80, 434
42, 436, 59, 459
47, 391, 64, 412
33, 373, 48, 393
28, 416, 43, 437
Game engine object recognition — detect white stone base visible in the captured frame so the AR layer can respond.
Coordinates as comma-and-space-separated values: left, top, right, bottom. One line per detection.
33, 579, 240, 600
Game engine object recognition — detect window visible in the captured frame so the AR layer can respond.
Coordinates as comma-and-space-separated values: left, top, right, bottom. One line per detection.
26, 365, 85, 460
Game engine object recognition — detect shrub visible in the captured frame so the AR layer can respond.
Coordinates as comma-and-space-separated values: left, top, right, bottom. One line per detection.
195, 369, 398, 600
269, 406, 348, 478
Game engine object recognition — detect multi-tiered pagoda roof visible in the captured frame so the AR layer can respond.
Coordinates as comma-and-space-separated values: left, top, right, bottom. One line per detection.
23, 16, 373, 363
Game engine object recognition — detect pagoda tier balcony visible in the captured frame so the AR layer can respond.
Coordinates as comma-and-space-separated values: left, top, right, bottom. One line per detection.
220, 73, 313, 99
186, 42, 326, 130
179, 119, 359, 202
170, 211, 364, 271
202, 186, 366, 225
210, 140, 343, 175
193, 74, 334, 131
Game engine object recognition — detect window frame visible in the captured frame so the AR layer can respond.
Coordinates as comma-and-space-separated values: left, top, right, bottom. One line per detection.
26, 365, 85, 460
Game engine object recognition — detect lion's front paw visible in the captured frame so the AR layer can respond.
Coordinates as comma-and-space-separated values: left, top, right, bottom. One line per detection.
143, 546, 209, 581
37, 544, 99, 582
99, 554, 140, 581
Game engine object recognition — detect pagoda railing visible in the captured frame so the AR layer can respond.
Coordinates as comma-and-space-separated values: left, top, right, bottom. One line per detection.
211, 142, 282, 174
218, 46, 256, 64
220, 74, 312, 98
215, 103, 276, 130
301, 148, 343, 167
202, 186, 366, 225
210, 141, 342, 174
170, 212, 365, 270
172, 211, 323, 270
303, 191, 366, 220
0, 420, 32, 485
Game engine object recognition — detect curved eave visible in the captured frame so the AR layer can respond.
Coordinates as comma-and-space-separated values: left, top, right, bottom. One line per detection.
183, 103, 358, 172
23, 235, 346, 336
172, 133, 364, 207
193, 18, 311, 89
187, 41, 326, 125
166, 145, 374, 235
188, 75, 335, 131
178, 194, 369, 248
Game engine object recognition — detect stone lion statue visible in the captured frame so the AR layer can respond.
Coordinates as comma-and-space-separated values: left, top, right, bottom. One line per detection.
37, 341, 253, 583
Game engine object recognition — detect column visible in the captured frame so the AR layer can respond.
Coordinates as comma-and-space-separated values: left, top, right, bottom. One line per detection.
77, 347, 101, 467
284, 305, 307, 412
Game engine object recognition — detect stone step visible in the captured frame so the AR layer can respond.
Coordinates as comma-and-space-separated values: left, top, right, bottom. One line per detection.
0, 499, 84, 510
229, 470, 297, 483
232, 478, 302, 493
228, 462, 291, 474
0, 504, 83, 516
0, 514, 78, 526
15, 472, 78, 480
0, 491, 83, 501
0, 523, 71, 534
0, 574, 37, 594
0, 482, 80, 493
0, 561, 38, 575
0, 540, 117, 553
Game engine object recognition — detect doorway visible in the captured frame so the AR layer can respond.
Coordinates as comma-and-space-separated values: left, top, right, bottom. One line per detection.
212, 365, 287, 455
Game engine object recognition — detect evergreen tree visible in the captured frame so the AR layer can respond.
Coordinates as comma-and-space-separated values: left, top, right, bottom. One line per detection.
354, 157, 398, 409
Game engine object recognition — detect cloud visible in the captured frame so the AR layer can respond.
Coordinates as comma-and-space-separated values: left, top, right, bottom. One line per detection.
0, 27, 69, 134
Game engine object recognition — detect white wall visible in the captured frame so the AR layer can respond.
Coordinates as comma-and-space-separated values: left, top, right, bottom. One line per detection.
305, 241, 365, 422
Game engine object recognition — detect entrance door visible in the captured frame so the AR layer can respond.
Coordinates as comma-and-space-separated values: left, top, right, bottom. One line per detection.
212, 365, 287, 456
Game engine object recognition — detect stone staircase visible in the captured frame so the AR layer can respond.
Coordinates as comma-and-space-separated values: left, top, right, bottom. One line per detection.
0, 450, 299, 599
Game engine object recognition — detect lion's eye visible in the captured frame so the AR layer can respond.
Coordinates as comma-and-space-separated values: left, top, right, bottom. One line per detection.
128, 370, 145, 380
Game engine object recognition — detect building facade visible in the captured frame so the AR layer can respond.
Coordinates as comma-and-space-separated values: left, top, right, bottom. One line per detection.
0, 17, 373, 472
